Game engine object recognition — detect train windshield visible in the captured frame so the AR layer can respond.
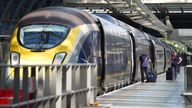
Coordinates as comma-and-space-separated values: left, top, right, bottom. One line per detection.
19, 24, 69, 50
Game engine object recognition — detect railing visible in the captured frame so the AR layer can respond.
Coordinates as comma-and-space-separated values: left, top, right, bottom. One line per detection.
182, 65, 192, 105
0, 64, 97, 108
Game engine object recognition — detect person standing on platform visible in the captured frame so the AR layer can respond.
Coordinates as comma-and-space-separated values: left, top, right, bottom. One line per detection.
171, 51, 182, 80
139, 54, 151, 83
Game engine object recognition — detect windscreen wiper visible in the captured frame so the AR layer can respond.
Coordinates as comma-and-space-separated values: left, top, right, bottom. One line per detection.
35, 28, 49, 50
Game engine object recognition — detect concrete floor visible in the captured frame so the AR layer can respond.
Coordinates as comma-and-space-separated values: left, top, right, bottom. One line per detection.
97, 67, 192, 108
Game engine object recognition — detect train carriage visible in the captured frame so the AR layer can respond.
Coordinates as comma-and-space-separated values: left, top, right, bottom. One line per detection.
94, 15, 133, 89
95, 14, 133, 86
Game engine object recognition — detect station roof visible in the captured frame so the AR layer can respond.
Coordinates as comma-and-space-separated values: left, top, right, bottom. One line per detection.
62, 0, 174, 37
62, 0, 192, 47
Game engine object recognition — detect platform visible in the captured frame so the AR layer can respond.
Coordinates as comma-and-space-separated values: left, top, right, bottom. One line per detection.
97, 67, 192, 108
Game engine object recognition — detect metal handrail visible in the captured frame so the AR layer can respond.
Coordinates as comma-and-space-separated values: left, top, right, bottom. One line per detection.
0, 64, 97, 108
0, 87, 96, 108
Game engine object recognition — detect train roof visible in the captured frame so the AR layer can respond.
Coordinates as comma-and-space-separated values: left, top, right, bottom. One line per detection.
127, 25, 148, 40
149, 35, 163, 45
18, 7, 96, 27
95, 14, 119, 25
160, 40, 172, 49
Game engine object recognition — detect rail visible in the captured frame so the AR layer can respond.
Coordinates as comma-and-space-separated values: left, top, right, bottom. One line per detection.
0, 64, 97, 108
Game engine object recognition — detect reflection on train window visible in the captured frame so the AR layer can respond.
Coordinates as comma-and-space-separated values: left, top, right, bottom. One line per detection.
19, 25, 69, 50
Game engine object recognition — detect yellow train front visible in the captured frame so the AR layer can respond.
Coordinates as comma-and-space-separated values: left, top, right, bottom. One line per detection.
9, 7, 100, 65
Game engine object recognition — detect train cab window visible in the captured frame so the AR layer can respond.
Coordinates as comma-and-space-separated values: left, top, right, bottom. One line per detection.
19, 24, 69, 50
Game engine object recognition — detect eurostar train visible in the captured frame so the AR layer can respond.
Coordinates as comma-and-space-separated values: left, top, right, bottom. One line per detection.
8, 7, 173, 91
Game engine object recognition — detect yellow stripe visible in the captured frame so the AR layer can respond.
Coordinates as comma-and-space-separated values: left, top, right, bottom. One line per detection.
62, 26, 81, 63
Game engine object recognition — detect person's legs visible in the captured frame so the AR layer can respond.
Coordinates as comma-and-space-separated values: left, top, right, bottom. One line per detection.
141, 67, 145, 82
143, 67, 148, 78
177, 65, 181, 74
171, 66, 177, 80
141, 67, 148, 82
175, 66, 178, 79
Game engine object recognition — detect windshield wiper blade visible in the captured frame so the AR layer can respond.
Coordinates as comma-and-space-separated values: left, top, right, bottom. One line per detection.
35, 28, 49, 50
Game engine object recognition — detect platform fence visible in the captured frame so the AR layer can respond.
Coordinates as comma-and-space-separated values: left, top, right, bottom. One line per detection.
182, 65, 192, 104
0, 64, 97, 108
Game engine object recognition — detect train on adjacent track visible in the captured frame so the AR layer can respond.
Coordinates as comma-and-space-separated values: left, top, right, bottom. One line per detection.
8, 7, 174, 92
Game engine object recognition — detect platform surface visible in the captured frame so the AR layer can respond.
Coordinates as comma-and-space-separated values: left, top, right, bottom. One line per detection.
97, 67, 192, 108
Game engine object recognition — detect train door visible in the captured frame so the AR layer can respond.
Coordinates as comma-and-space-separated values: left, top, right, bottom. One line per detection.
128, 33, 136, 82
162, 45, 167, 72
149, 39, 156, 71
128, 33, 134, 83
93, 20, 106, 88
121, 33, 133, 83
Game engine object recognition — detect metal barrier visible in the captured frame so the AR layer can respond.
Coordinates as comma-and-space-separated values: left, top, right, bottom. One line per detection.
0, 64, 97, 108
182, 65, 192, 104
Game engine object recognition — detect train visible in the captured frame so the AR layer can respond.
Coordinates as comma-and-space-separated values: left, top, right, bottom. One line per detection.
7, 7, 174, 92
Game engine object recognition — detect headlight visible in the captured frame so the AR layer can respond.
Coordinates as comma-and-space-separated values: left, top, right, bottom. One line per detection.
52, 52, 66, 64
11, 52, 20, 65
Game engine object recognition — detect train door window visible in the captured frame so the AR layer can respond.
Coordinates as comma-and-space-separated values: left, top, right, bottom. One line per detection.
167, 50, 171, 59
